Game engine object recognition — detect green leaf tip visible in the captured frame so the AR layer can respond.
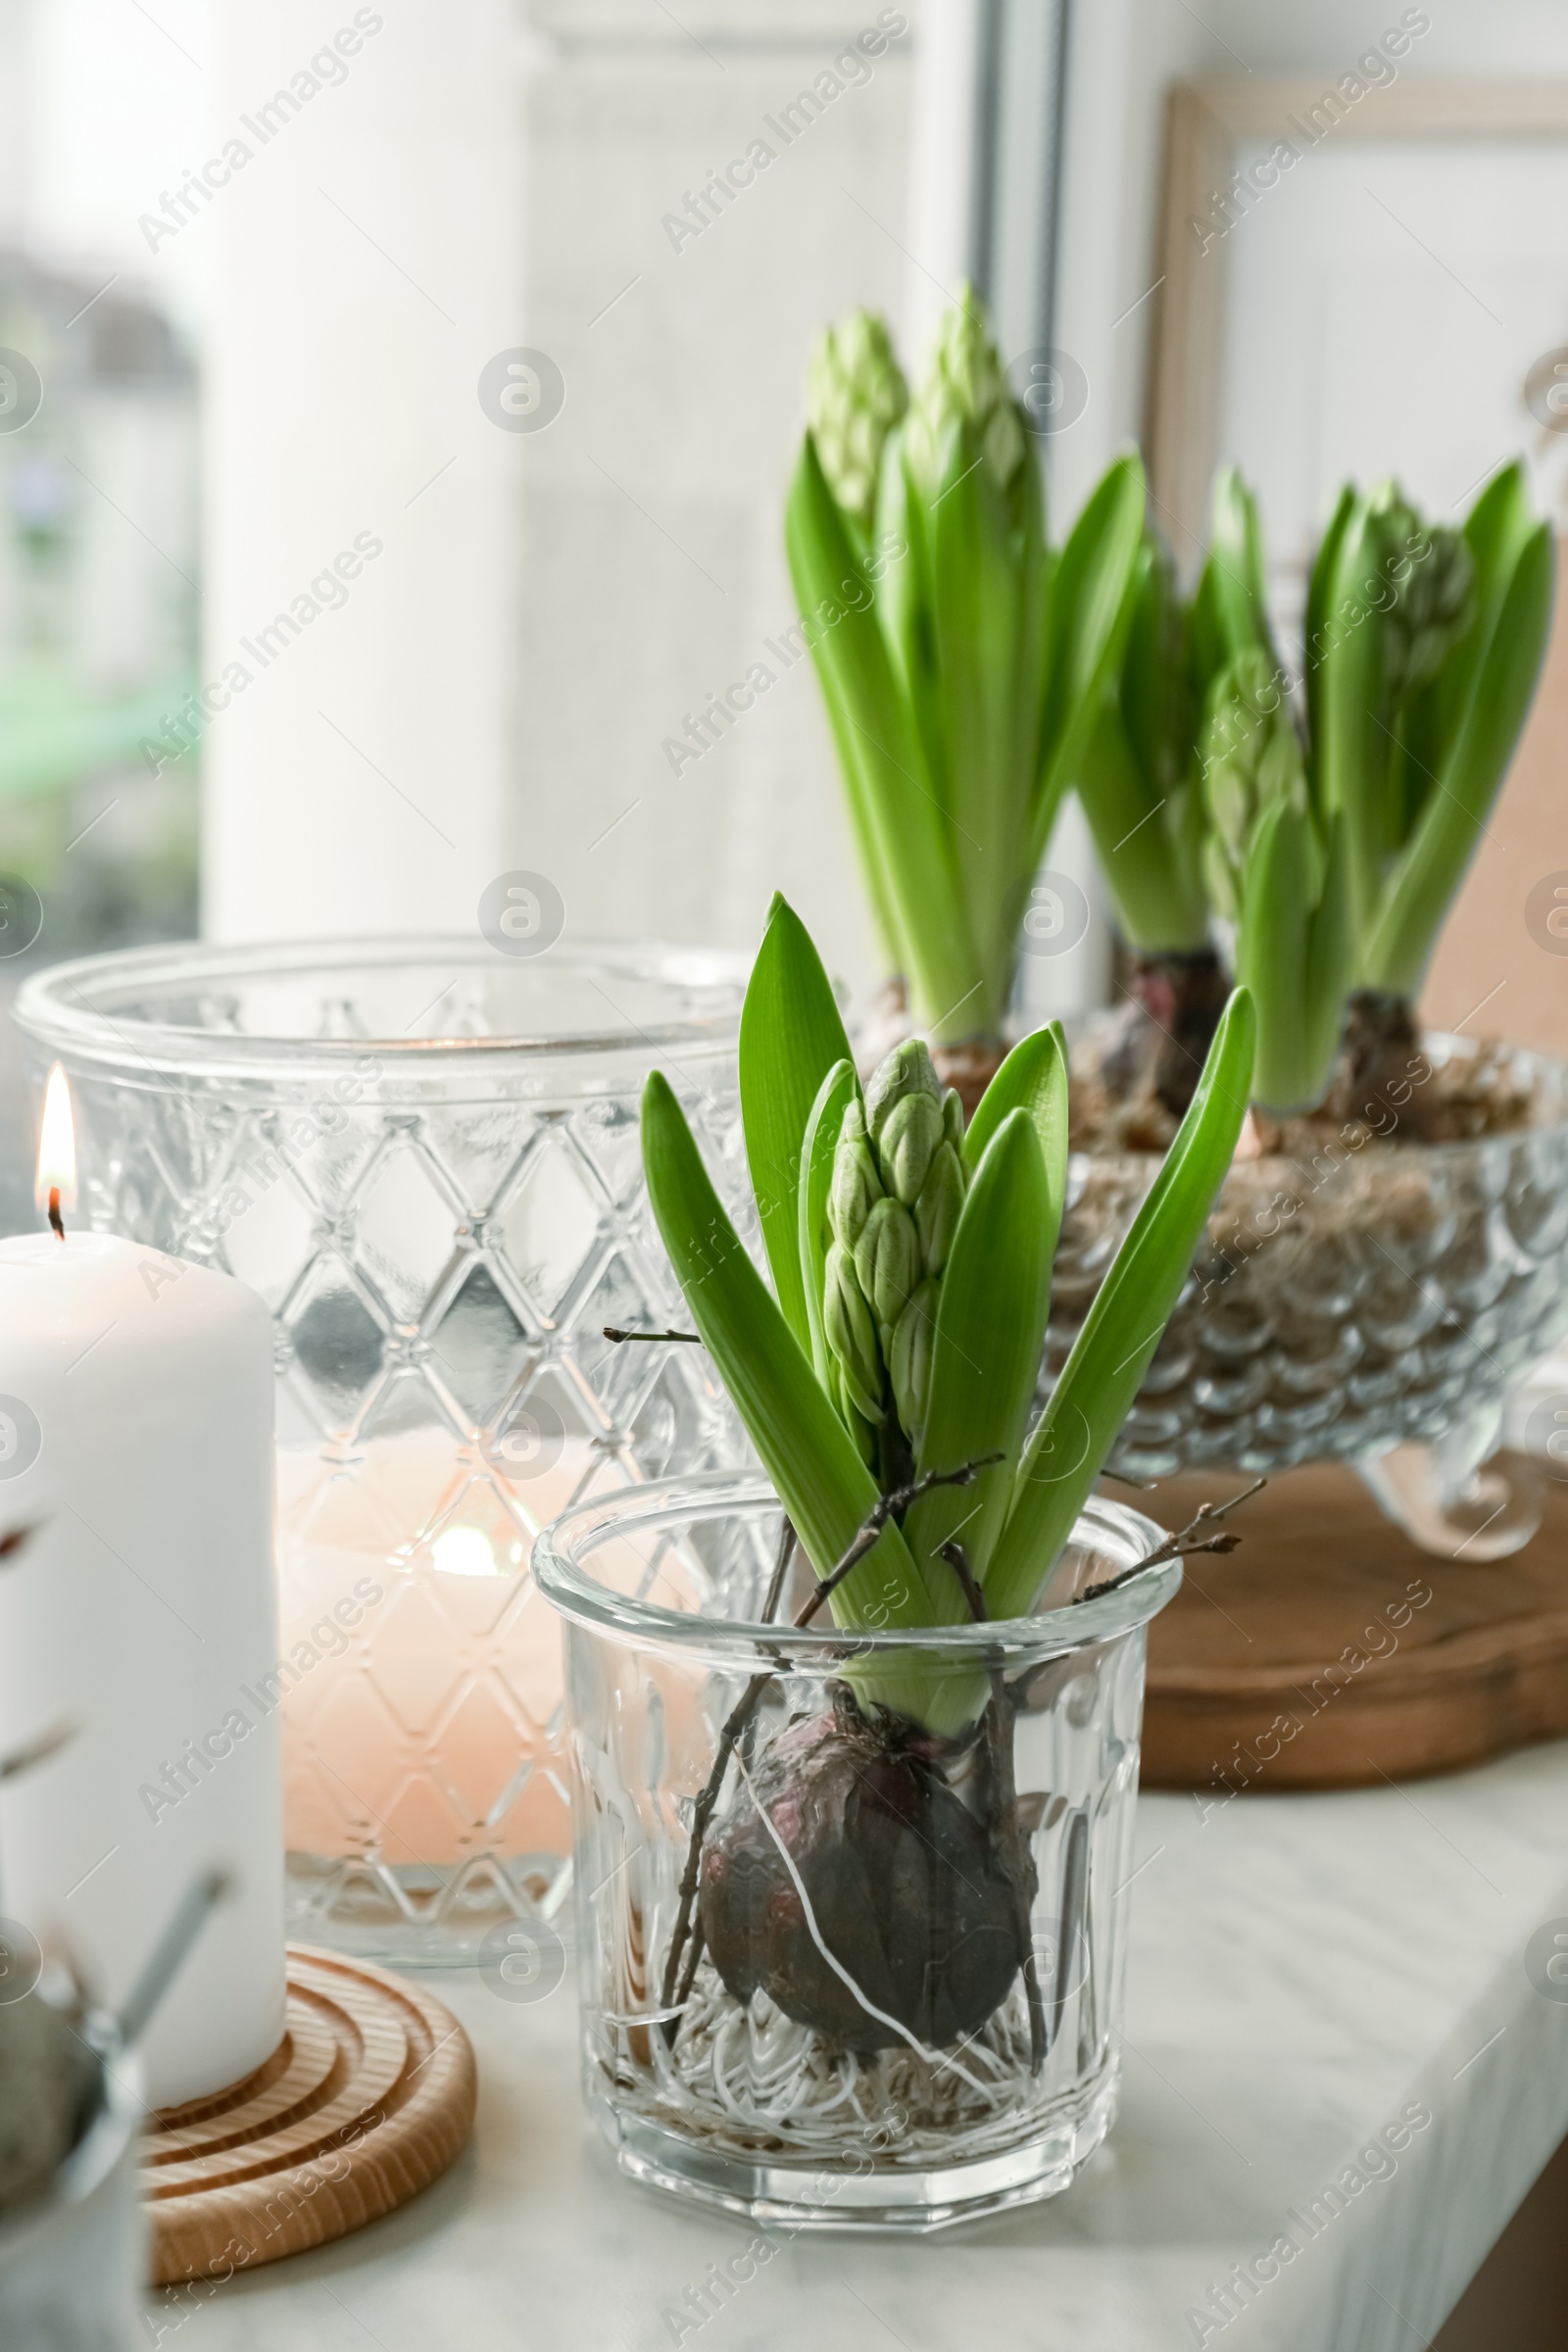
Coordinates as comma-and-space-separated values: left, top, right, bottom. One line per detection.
739, 896, 855, 1355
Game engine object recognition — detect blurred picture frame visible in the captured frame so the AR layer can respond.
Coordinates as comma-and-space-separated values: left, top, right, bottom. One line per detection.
1142, 69, 1568, 1056
1144, 71, 1568, 555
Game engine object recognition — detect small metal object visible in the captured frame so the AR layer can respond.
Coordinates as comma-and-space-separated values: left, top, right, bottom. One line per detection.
119, 1870, 231, 2049
0, 1720, 75, 1786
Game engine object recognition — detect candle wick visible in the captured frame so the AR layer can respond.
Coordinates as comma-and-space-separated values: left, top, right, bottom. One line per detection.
47, 1187, 65, 1244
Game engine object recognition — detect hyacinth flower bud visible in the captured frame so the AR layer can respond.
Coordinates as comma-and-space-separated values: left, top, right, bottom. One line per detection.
854, 1196, 920, 1340
823, 1241, 884, 1423
1198, 648, 1304, 926
914, 1141, 965, 1276
876, 1091, 945, 1207
805, 310, 909, 533
903, 289, 1025, 505
828, 1096, 884, 1250
834, 1363, 877, 1468
1366, 482, 1475, 705
942, 1088, 965, 1153
889, 1277, 940, 1448
865, 1037, 942, 1143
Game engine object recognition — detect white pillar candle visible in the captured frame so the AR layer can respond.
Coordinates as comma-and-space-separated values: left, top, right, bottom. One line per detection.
0, 1074, 283, 2108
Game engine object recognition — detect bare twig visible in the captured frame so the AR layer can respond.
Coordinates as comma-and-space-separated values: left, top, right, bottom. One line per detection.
603, 1326, 703, 1346
0, 1716, 76, 1785
741, 1518, 799, 1771
939, 1538, 988, 1624
672, 1916, 708, 2012
660, 1513, 797, 2038
1072, 1478, 1265, 1606
799, 1454, 1004, 1626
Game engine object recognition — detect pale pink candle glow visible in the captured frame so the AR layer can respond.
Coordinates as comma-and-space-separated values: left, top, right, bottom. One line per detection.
276, 1429, 588, 1872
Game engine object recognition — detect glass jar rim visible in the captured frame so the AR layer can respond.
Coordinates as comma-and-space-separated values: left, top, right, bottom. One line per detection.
14, 935, 749, 1078
534, 1469, 1180, 1670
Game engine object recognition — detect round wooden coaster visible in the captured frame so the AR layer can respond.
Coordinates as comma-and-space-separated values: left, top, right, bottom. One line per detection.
1137, 1457, 1568, 1791
143, 1943, 476, 2286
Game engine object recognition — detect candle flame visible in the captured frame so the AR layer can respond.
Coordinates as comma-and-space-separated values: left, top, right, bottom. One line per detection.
35, 1064, 77, 1218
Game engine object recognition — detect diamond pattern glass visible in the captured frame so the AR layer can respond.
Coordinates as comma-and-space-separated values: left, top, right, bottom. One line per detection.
16, 939, 753, 1963
1051, 1037, 1568, 1479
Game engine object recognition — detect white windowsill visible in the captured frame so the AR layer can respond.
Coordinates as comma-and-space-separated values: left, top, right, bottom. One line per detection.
153, 1737, 1568, 2350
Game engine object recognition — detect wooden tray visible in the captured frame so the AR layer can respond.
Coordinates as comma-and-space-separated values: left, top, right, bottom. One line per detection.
144, 1944, 476, 2286
1137, 1456, 1568, 1790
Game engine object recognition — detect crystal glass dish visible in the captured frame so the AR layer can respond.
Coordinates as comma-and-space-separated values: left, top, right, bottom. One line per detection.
16, 938, 753, 1963
1052, 1035, 1568, 1546
535, 1472, 1176, 2231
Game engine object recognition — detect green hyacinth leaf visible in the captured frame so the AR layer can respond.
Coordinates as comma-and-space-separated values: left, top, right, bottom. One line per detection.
987, 987, 1256, 1619
785, 432, 982, 1034
906, 1108, 1054, 1585
1362, 513, 1553, 996
1207, 466, 1277, 667
1305, 813, 1354, 1099
739, 894, 855, 1355
963, 1021, 1069, 1255
1035, 449, 1147, 870
872, 427, 948, 813
1077, 695, 1210, 956
1312, 492, 1391, 944
1237, 799, 1349, 1114
1303, 481, 1356, 771
923, 412, 1045, 1014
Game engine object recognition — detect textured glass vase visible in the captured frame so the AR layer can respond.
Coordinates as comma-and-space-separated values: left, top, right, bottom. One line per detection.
535, 1472, 1176, 2230
16, 939, 752, 1962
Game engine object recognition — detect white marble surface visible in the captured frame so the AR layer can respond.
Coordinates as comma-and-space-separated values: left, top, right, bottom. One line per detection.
146, 1740, 1568, 2352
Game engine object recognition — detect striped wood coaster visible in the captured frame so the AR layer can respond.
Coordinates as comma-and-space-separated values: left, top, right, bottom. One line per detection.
143, 1944, 476, 2287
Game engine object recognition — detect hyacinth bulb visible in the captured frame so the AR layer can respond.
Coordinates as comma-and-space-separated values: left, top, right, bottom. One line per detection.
699, 1697, 1027, 2053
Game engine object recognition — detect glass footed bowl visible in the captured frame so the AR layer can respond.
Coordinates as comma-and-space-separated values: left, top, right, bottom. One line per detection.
535, 1471, 1177, 2232
1049, 1034, 1568, 1556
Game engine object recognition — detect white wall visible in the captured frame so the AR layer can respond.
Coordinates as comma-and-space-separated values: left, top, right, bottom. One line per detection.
500, 3, 922, 1002
200, 0, 928, 988
201, 1, 521, 943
